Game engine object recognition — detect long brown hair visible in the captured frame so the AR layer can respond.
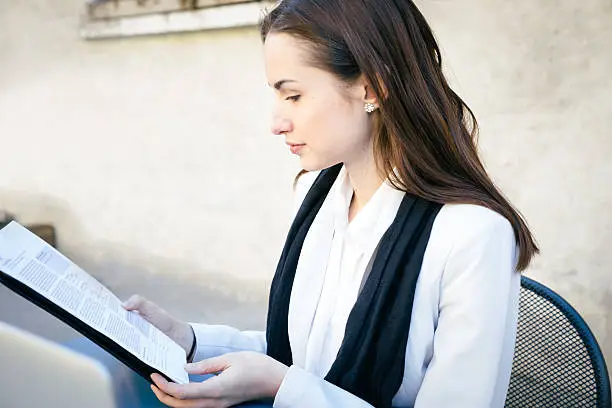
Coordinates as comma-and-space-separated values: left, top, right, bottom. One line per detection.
261, 0, 538, 271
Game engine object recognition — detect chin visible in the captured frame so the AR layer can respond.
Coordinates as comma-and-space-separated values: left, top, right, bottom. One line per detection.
299, 155, 340, 172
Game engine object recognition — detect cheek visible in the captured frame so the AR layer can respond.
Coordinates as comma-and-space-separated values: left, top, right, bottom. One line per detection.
301, 96, 361, 143
295, 98, 370, 170
322, 104, 369, 151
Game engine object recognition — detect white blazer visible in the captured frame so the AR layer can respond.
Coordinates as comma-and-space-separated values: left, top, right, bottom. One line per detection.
192, 167, 520, 407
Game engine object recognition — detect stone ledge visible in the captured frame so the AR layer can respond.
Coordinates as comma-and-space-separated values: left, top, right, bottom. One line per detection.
80, 0, 276, 40
86, 0, 255, 20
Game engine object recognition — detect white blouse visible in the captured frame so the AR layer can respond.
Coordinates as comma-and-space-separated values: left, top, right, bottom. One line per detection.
192, 166, 521, 407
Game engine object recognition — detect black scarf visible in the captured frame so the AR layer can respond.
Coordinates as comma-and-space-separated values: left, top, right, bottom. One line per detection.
266, 164, 442, 407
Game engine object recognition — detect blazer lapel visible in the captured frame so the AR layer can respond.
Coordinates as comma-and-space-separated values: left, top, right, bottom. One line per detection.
288, 186, 336, 367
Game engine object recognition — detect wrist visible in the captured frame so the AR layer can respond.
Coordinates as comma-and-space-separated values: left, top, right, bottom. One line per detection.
267, 360, 289, 398
172, 321, 195, 357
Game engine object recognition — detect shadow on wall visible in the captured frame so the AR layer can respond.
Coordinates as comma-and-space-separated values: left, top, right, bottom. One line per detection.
0, 189, 269, 343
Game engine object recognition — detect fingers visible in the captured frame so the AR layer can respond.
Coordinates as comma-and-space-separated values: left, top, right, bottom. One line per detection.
122, 295, 184, 343
185, 356, 230, 375
122, 295, 162, 320
151, 384, 214, 407
121, 294, 147, 311
151, 374, 221, 406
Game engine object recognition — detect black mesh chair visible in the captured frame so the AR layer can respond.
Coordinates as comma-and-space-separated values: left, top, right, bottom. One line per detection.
505, 276, 611, 407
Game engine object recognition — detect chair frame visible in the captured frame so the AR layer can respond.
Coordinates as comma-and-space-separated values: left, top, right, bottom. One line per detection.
518, 276, 611, 407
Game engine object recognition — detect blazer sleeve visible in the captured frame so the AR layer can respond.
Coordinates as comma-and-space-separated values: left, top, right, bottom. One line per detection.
273, 365, 374, 408
189, 323, 267, 362
413, 205, 521, 407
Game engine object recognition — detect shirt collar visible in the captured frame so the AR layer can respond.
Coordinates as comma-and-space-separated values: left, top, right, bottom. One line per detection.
331, 165, 405, 255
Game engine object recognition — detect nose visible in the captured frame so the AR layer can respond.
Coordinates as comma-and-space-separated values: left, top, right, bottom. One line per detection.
271, 115, 293, 136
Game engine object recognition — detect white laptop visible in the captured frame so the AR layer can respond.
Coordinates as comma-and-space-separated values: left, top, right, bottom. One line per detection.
0, 322, 116, 408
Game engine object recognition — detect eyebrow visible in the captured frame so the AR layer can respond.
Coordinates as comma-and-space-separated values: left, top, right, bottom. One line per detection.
272, 79, 299, 90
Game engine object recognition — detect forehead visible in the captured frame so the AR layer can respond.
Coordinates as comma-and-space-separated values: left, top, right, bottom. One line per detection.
263, 32, 355, 99
263, 33, 314, 83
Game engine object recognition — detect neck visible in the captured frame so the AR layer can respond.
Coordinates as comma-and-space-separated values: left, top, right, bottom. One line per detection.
345, 150, 384, 222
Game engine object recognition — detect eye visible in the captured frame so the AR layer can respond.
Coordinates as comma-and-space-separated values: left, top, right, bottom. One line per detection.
286, 95, 301, 102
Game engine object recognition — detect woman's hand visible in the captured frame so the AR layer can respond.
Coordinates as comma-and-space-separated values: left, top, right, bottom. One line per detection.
122, 294, 194, 356
150, 351, 289, 408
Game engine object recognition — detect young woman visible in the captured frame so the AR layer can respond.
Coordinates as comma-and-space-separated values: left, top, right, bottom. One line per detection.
122, 0, 539, 406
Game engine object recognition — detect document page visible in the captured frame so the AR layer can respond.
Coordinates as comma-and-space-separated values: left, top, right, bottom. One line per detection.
0, 221, 189, 384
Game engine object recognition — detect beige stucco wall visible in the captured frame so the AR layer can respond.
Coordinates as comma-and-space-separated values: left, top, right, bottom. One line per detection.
1, 0, 611, 375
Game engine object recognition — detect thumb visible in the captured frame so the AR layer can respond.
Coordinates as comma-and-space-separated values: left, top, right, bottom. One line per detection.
185, 356, 230, 375
122, 294, 146, 311
122, 295, 159, 319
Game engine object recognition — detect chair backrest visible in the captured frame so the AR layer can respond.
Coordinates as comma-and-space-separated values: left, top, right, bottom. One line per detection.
505, 276, 611, 407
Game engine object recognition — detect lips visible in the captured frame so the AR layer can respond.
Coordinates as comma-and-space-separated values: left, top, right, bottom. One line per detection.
286, 142, 305, 155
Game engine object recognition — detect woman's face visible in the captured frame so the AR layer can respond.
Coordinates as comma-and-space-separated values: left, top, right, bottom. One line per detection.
264, 33, 374, 171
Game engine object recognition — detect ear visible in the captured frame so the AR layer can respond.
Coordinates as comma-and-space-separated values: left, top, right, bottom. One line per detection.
357, 73, 388, 107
